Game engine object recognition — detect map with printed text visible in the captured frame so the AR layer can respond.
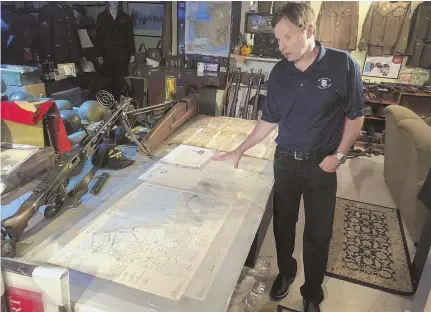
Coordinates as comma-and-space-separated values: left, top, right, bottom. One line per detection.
48, 183, 232, 300
46, 145, 274, 302
185, 2, 232, 57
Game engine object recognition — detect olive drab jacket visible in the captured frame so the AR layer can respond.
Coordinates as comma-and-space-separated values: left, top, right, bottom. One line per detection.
405, 1, 431, 69
315, 1, 360, 51
358, 1, 412, 56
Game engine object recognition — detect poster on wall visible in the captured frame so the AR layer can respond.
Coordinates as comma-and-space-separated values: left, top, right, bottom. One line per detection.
128, 2, 164, 36
362, 55, 403, 79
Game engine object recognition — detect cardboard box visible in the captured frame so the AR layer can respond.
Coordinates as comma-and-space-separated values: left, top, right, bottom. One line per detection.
1, 101, 48, 148
4, 83, 46, 98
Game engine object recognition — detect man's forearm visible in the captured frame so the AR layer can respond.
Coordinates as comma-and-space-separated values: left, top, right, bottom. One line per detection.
236, 120, 277, 154
337, 116, 364, 155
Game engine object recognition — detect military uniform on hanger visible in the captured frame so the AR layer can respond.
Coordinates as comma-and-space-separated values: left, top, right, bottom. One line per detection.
405, 2, 431, 69
2, 9, 40, 65
38, 3, 80, 64
315, 1, 359, 51
358, 1, 412, 56
96, 10, 135, 79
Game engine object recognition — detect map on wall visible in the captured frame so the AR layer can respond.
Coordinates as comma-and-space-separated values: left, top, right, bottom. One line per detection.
185, 2, 232, 57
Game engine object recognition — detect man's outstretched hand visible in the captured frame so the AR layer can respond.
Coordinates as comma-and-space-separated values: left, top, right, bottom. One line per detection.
211, 149, 244, 168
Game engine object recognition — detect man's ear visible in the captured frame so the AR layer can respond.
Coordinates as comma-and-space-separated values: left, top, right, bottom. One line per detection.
306, 24, 314, 38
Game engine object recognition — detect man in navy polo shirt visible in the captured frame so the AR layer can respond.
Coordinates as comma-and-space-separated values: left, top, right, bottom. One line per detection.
213, 3, 364, 312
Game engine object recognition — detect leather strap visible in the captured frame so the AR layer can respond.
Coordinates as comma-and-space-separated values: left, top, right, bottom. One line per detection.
276, 147, 332, 161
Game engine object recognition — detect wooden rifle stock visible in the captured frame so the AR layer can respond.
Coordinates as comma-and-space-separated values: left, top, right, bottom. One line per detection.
141, 94, 199, 153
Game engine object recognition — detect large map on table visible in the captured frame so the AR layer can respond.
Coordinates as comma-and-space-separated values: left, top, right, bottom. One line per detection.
47, 144, 274, 301
48, 183, 232, 301
185, 2, 232, 57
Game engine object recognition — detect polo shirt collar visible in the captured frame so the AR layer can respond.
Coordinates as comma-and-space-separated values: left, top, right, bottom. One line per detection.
316, 40, 326, 62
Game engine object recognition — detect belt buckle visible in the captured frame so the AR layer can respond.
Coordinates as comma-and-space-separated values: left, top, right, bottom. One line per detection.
294, 151, 303, 160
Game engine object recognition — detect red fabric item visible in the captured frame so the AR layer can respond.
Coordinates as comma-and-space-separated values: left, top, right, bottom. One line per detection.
1, 101, 71, 152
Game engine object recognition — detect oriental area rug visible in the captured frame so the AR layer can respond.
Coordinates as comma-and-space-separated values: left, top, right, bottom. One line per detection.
326, 198, 414, 295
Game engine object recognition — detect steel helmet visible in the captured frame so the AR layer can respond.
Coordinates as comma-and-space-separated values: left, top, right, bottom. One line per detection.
60, 110, 82, 135
78, 100, 108, 122
55, 99, 73, 110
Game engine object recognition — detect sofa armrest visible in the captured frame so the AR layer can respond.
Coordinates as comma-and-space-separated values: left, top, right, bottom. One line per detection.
386, 105, 425, 124
398, 119, 431, 152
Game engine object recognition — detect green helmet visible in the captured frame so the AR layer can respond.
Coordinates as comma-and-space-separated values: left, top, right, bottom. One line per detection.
60, 110, 82, 135
55, 100, 73, 110
78, 100, 108, 122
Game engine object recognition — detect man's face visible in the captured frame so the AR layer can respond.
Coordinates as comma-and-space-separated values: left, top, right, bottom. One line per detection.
274, 17, 311, 62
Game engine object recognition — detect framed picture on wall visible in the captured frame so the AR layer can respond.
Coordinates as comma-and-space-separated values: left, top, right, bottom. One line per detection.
362, 55, 403, 79
128, 2, 164, 37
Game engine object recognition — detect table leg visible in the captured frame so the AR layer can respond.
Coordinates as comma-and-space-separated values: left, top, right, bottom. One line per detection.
245, 187, 274, 268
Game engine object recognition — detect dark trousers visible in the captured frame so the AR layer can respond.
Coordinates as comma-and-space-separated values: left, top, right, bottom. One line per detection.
273, 146, 337, 304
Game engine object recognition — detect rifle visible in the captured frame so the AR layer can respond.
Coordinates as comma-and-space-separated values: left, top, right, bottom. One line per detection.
229, 68, 242, 118
251, 70, 264, 120
241, 69, 254, 119
221, 68, 234, 117
1, 91, 172, 257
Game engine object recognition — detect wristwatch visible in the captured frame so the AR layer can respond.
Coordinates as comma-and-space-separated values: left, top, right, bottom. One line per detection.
334, 151, 347, 164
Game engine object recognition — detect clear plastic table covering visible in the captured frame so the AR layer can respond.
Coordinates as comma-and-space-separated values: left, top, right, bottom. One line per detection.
16, 144, 274, 312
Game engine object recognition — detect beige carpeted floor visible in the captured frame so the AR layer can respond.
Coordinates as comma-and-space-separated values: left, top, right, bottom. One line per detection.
256, 156, 416, 312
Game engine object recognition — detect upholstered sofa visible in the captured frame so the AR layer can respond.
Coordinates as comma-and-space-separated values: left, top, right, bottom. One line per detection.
384, 105, 431, 243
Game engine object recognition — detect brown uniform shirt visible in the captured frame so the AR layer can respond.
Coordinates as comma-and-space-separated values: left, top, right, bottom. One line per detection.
405, 1, 431, 69
315, 1, 360, 51
358, 1, 412, 56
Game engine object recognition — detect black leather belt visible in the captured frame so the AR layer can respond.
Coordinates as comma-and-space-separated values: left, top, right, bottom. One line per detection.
276, 147, 332, 161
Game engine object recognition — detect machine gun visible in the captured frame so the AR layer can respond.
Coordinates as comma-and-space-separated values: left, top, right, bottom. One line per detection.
1, 91, 173, 257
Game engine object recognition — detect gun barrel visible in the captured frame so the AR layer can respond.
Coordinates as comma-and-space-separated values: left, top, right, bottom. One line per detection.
242, 70, 254, 119
126, 102, 169, 115
251, 72, 263, 120
230, 69, 242, 117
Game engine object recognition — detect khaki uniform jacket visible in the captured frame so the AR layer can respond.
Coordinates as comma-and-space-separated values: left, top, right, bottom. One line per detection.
405, 2, 431, 69
358, 1, 412, 56
315, 2, 359, 51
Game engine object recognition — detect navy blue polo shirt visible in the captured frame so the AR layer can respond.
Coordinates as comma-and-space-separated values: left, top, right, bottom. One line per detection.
261, 41, 364, 153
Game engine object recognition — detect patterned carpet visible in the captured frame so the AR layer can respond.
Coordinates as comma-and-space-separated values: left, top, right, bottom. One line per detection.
327, 198, 414, 295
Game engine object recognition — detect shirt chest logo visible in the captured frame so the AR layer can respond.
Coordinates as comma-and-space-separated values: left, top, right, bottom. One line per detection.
317, 77, 332, 90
